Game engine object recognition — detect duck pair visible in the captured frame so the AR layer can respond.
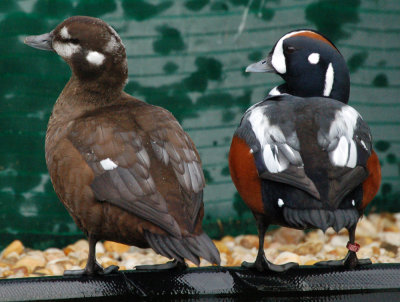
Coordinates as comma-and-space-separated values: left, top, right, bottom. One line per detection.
24, 17, 380, 275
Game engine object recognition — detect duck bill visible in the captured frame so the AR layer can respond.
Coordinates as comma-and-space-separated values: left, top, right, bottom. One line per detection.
24, 32, 53, 51
245, 53, 275, 73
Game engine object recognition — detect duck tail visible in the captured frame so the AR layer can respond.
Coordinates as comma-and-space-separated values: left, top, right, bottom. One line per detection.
144, 231, 221, 266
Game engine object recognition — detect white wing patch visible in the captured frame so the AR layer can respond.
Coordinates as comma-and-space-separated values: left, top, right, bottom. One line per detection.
100, 158, 118, 170
53, 41, 81, 58
325, 106, 361, 168
271, 30, 307, 74
248, 107, 300, 173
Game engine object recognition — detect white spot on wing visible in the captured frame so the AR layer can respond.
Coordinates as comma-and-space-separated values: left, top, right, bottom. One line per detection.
60, 26, 71, 39
248, 106, 293, 173
324, 105, 362, 168
308, 52, 320, 64
271, 30, 307, 74
86, 51, 105, 66
100, 158, 118, 170
53, 41, 81, 58
330, 136, 349, 167
278, 198, 284, 207
323, 63, 334, 97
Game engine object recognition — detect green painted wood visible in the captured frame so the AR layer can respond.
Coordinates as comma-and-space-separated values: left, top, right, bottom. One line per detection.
0, 0, 399, 249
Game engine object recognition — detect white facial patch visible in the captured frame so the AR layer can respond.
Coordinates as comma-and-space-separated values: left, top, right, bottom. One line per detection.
60, 26, 71, 39
53, 41, 81, 58
308, 53, 320, 64
323, 63, 334, 97
86, 51, 105, 66
100, 158, 118, 170
278, 198, 284, 207
271, 30, 307, 74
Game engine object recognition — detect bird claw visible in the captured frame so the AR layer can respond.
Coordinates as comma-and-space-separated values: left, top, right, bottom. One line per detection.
315, 251, 371, 269
242, 255, 298, 272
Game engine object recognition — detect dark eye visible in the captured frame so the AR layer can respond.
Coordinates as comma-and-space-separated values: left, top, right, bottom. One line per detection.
66, 38, 79, 44
284, 46, 296, 54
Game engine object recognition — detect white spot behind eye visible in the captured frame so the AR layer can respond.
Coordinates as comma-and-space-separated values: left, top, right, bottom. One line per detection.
352, 200, 355, 206
278, 198, 284, 207
100, 158, 118, 170
323, 63, 334, 97
53, 41, 81, 58
271, 30, 307, 74
308, 53, 320, 64
60, 26, 71, 39
86, 51, 105, 66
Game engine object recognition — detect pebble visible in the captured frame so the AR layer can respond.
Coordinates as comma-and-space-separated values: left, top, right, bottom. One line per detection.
1, 212, 400, 278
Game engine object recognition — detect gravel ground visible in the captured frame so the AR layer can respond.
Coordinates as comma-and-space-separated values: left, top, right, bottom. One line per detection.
1, 212, 400, 278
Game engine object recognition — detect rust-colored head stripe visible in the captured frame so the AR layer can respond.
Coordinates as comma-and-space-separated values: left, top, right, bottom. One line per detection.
291, 31, 338, 51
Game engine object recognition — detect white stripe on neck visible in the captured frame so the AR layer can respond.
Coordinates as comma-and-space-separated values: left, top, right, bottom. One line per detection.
323, 63, 334, 97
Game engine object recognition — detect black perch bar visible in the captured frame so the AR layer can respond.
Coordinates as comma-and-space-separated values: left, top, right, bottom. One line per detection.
1, 264, 400, 301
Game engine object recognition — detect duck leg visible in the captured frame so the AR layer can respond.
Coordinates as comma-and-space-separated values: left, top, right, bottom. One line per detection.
315, 225, 372, 268
242, 214, 299, 272
64, 235, 119, 276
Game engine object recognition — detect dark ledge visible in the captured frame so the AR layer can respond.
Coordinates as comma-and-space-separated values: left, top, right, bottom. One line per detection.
1, 264, 400, 301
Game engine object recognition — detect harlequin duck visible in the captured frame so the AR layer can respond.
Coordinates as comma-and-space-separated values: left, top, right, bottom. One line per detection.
24, 16, 220, 275
229, 30, 381, 272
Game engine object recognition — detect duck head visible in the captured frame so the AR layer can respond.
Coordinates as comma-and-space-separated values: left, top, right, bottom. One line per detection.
24, 16, 128, 93
246, 29, 350, 104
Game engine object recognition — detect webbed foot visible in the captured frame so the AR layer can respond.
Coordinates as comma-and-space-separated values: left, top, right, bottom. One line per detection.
135, 259, 187, 271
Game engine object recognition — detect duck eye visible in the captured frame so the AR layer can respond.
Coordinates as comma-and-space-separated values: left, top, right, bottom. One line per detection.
66, 38, 79, 44
284, 46, 296, 54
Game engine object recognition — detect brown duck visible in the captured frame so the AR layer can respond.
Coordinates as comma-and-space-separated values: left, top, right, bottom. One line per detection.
24, 16, 220, 276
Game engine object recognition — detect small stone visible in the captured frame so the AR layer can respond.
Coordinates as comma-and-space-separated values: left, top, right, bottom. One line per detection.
273, 228, 305, 245
239, 235, 259, 249
46, 263, 65, 275
380, 242, 398, 255
34, 268, 53, 276
14, 254, 46, 273
213, 241, 230, 254
381, 232, 400, 246
329, 235, 348, 247
304, 259, 318, 265
44, 248, 66, 262
274, 251, 300, 265
103, 241, 130, 254
2, 240, 24, 258
372, 246, 381, 256
294, 241, 323, 255
327, 247, 348, 258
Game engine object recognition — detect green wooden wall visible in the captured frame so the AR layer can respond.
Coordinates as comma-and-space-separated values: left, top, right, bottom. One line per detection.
0, 0, 399, 249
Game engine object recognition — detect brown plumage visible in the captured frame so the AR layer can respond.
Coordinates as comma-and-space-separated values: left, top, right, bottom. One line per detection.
25, 16, 220, 275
